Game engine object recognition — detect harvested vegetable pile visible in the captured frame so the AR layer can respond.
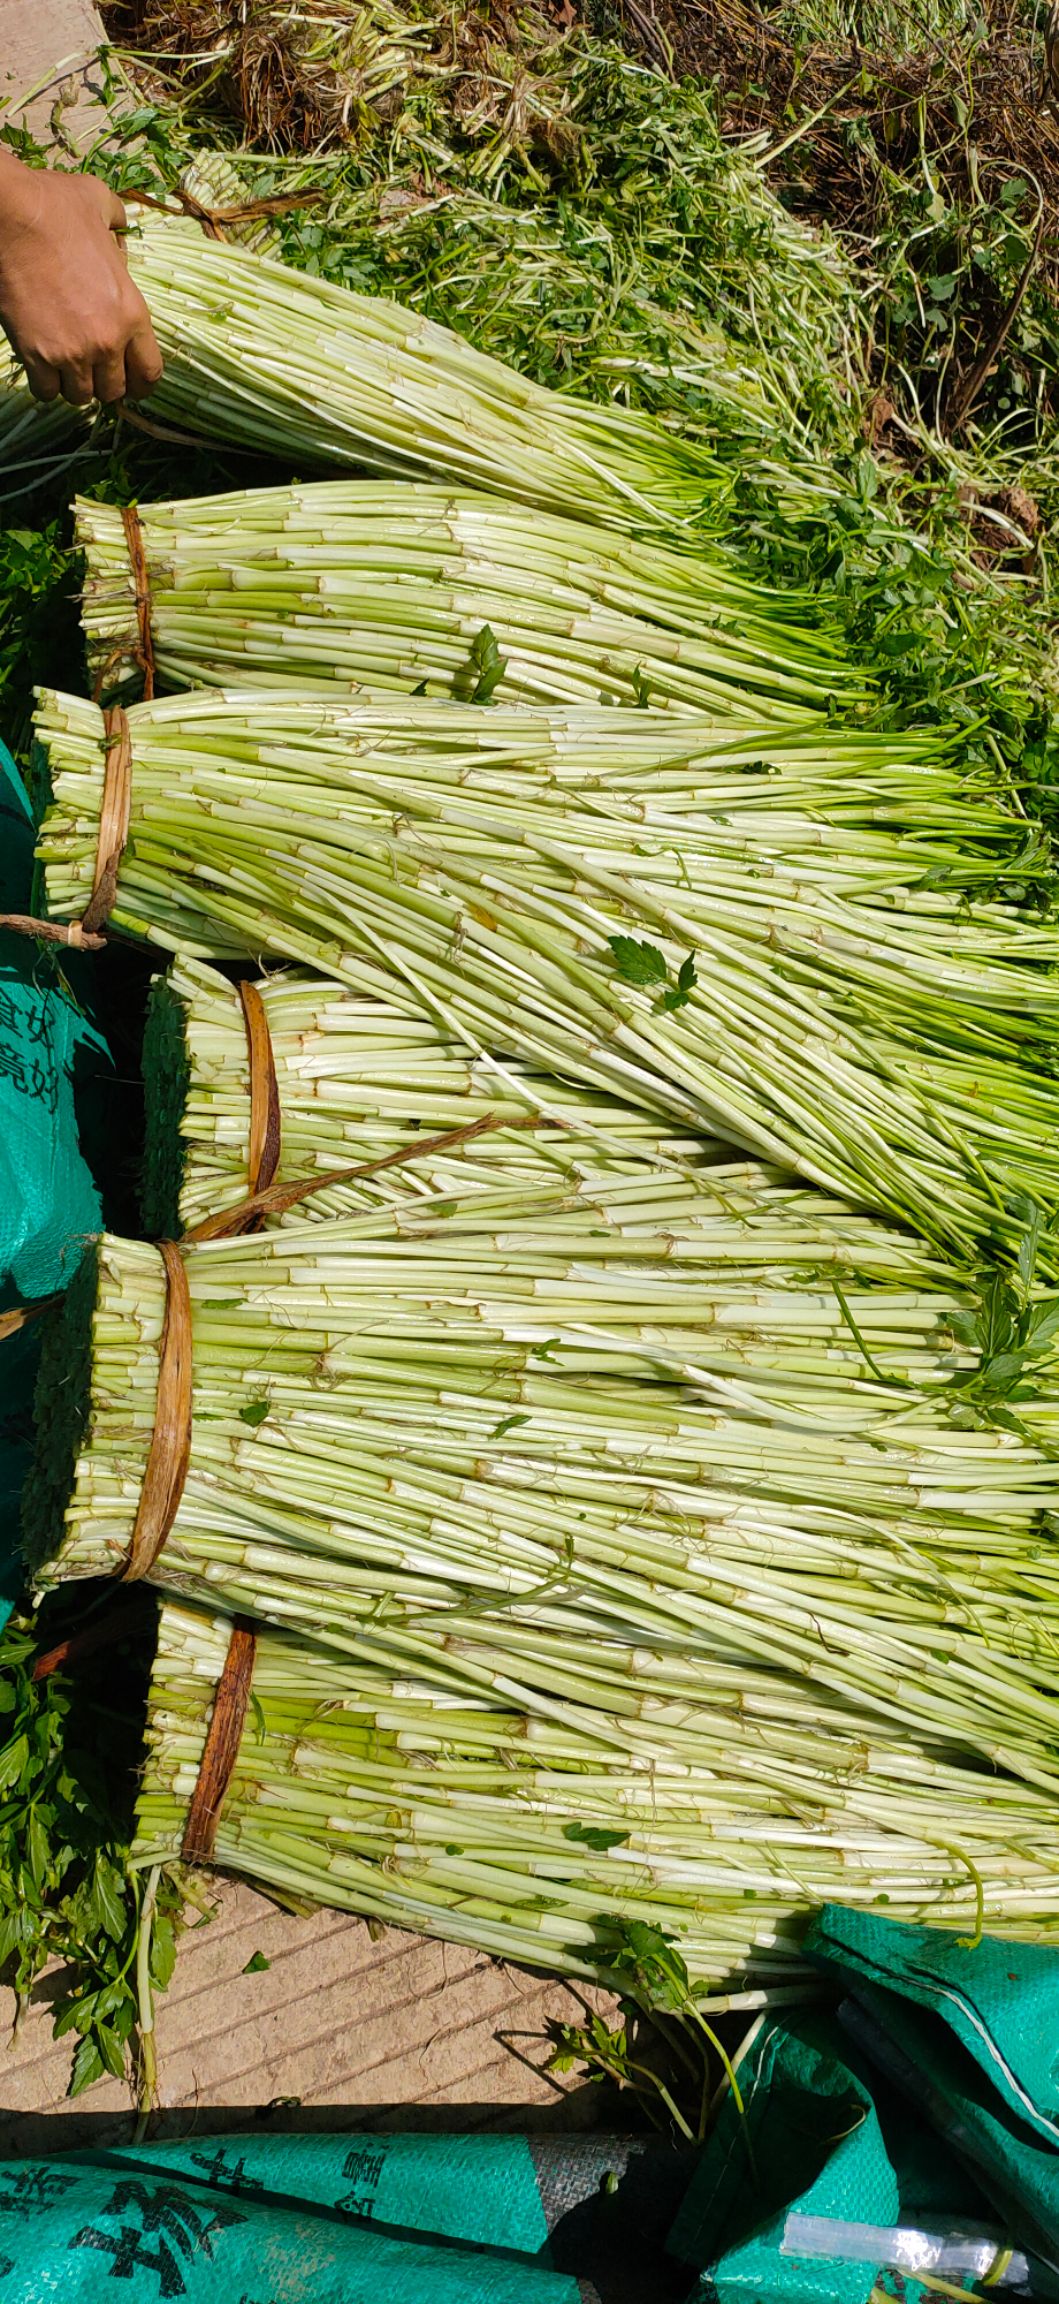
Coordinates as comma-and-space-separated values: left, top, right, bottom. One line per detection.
8, 0, 1059, 2115
132, 1592, 1059, 1984
123, 210, 721, 533
101, 0, 860, 472
31, 687, 1059, 1258
77, 480, 846, 716
142, 955, 722, 1236
27, 1196, 1059, 1980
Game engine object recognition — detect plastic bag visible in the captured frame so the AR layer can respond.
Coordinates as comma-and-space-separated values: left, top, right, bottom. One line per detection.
0, 739, 107, 1620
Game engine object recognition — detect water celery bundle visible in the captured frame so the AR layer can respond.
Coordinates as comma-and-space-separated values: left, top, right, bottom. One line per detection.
133, 1598, 1059, 1989
77, 482, 853, 721
125, 211, 721, 537
28, 1212, 1059, 1802
144, 956, 726, 1236
0, 350, 88, 473
32, 688, 1059, 1258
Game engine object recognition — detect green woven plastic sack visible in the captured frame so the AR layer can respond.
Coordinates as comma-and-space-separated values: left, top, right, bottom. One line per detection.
806, 1906, 1059, 2141
807, 1905, 1059, 2281
0, 2133, 688, 2302
0, 2159, 574, 2304
0, 739, 107, 1620
667, 1975, 1050, 2303
668, 2011, 899, 2304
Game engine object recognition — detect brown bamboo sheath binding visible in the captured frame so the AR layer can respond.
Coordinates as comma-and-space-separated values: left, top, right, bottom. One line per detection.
0, 703, 133, 952
182, 1621, 257, 1864
83, 705, 134, 936
187, 1110, 542, 1244
122, 503, 157, 702
122, 1240, 194, 1583
91, 506, 155, 702
238, 981, 283, 1204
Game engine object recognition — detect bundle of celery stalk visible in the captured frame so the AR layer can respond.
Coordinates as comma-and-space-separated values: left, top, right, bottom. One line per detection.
124, 211, 722, 535
28, 1200, 1059, 1984
133, 1596, 1059, 1989
77, 481, 851, 719
29, 1206, 1059, 1779
32, 687, 1059, 1259
0, 348, 89, 478
143, 955, 721, 1236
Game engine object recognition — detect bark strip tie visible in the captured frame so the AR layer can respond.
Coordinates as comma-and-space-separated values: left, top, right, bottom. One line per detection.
182, 1622, 257, 1863
122, 502, 156, 701
122, 1240, 194, 1583
0, 703, 132, 951
187, 1109, 543, 1243
239, 981, 283, 1211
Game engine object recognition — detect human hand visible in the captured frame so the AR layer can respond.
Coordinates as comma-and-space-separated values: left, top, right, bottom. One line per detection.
0, 157, 163, 407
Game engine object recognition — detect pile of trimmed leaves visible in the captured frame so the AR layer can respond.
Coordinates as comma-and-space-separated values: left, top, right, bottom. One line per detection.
0, 1609, 183, 2096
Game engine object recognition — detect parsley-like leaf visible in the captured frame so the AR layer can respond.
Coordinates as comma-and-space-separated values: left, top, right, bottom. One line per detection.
659, 953, 697, 1011
608, 935, 668, 987
563, 1823, 631, 1852
456, 623, 507, 705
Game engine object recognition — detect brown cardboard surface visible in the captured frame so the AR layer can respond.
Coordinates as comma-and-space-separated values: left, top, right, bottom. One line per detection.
0, 0, 111, 143
0, 1880, 617, 2151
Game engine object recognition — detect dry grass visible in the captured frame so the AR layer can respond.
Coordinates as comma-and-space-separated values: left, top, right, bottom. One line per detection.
102, 0, 578, 157
620, 0, 1059, 289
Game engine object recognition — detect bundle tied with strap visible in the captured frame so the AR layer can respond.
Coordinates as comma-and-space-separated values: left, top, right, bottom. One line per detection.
237, 981, 282, 1215
0, 701, 132, 953
181, 1619, 257, 1863
117, 1234, 257, 1862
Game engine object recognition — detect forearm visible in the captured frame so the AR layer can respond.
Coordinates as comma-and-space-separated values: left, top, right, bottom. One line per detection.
0, 156, 163, 406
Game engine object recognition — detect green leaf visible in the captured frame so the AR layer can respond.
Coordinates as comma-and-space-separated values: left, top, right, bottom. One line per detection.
95, 2021, 128, 2081
239, 1399, 271, 1428
1027, 1299, 1059, 1351
563, 1823, 630, 1852
977, 1272, 1018, 1363
68, 2035, 104, 2096
455, 623, 507, 706
612, 1920, 692, 2013
243, 1949, 271, 1973
659, 952, 697, 1012
53, 1992, 97, 2040
491, 1414, 530, 1438
0, 1738, 29, 1796
26, 1808, 50, 1894
1016, 1202, 1044, 1296
976, 1350, 1026, 1396
93, 1857, 130, 1942
150, 1914, 177, 1993
608, 935, 668, 988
